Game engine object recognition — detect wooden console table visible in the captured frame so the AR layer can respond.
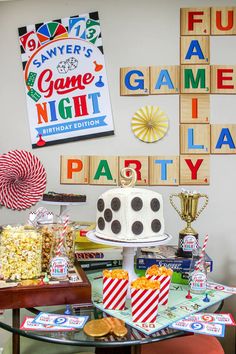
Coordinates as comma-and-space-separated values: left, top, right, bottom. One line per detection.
0, 263, 91, 354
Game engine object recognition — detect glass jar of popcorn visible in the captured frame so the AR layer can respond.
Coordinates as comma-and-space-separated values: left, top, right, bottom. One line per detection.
0, 225, 42, 281
38, 222, 75, 272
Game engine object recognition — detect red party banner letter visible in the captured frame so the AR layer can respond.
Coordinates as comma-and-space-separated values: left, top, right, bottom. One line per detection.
216, 10, 234, 31
124, 160, 142, 180
217, 68, 234, 89
185, 158, 203, 180
188, 11, 204, 31
192, 98, 198, 119
67, 159, 83, 179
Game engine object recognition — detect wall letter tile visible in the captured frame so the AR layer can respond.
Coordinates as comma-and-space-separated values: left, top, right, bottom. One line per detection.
211, 124, 236, 154
180, 8, 210, 35
119, 156, 149, 185
180, 124, 210, 154
120, 67, 149, 95
60, 156, 89, 184
180, 155, 210, 185
149, 156, 179, 185
90, 156, 118, 185
180, 94, 210, 123
150, 66, 180, 94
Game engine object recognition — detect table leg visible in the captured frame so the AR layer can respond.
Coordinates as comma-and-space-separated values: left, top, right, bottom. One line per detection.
12, 309, 20, 354
132, 346, 141, 354
95, 345, 141, 354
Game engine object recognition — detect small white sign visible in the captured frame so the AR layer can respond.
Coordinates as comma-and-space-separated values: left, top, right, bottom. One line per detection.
33, 312, 89, 329
207, 281, 236, 294
185, 313, 235, 326
21, 316, 75, 331
170, 319, 225, 337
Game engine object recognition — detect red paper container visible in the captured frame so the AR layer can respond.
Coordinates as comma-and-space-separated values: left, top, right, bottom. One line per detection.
131, 287, 160, 323
146, 274, 171, 305
103, 276, 129, 310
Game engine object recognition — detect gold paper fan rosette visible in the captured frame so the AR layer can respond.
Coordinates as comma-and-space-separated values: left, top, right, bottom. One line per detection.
131, 105, 169, 143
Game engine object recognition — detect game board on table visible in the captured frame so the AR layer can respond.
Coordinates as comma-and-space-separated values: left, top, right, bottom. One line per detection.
88, 272, 232, 335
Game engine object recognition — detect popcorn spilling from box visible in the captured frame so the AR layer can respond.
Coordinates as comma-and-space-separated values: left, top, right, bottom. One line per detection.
103, 269, 129, 310
146, 265, 173, 305
131, 277, 160, 323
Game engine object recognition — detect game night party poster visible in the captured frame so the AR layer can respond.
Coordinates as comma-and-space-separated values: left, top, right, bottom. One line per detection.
18, 12, 114, 148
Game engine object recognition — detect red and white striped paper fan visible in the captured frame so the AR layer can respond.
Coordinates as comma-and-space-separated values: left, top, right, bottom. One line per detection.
0, 150, 47, 210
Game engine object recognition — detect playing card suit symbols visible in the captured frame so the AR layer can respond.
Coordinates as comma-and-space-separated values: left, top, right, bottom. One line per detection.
131, 105, 169, 143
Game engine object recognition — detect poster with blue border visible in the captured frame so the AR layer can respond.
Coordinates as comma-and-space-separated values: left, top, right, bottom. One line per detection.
18, 12, 114, 148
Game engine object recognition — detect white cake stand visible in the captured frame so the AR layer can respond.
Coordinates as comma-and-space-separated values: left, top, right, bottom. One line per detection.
87, 231, 172, 286
41, 200, 86, 217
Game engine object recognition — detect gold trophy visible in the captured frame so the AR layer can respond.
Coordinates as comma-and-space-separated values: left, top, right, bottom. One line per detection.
170, 190, 208, 258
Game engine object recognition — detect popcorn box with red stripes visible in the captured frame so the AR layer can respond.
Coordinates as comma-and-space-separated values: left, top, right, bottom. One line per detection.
103, 276, 129, 310
131, 287, 160, 323
146, 274, 171, 305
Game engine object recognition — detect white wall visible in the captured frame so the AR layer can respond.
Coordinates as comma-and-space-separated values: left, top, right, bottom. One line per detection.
0, 0, 236, 352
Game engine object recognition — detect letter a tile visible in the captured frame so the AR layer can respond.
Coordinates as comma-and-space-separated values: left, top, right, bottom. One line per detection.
90, 156, 118, 185
211, 124, 236, 154
150, 66, 180, 94
180, 36, 210, 65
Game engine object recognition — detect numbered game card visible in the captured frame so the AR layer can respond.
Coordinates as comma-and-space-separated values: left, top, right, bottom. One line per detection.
170, 319, 225, 337
33, 312, 89, 329
185, 313, 236, 326
20, 316, 75, 331
207, 282, 236, 294
18, 12, 114, 148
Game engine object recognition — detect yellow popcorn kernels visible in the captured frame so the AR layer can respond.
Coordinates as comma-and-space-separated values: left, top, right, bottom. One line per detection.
0, 225, 42, 280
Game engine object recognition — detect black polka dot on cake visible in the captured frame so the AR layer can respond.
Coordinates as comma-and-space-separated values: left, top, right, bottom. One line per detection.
151, 219, 161, 233
111, 197, 121, 211
104, 208, 113, 222
132, 221, 143, 235
98, 217, 105, 230
131, 197, 143, 211
150, 198, 160, 212
111, 220, 121, 234
97, 198, 105, 212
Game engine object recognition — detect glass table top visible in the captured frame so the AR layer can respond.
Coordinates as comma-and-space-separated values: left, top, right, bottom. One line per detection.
0, 305, 187, 347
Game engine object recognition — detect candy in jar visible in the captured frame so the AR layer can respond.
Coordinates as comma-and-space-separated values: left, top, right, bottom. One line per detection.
38, 222, 75, 272
49, 225, 69, 280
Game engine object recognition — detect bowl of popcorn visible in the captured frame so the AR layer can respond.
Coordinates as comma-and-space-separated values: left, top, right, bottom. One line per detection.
131, 277, 160, 323
0, 225, 42, 281
103, 269, 129, 310
146, 265, 173, 305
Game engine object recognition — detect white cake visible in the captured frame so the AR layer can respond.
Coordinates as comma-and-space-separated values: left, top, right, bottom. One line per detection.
95, 187, 165, 242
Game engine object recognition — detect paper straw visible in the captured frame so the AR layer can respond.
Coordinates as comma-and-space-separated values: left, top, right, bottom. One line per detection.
195, 234, 208, 271
56, 215, 69, 256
